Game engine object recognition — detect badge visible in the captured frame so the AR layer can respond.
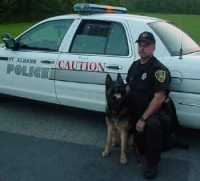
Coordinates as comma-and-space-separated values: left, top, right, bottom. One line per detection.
141, 73, 147, 80
155, 70, 166, 83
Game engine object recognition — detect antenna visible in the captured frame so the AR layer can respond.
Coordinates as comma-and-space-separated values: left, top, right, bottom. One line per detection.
179, 39, 183, 59
179, 23, 183, 59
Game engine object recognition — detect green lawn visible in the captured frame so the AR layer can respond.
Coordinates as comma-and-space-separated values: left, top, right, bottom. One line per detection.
0, 22, 35, 40
139, 13, 200, 43
0, 13, 200, 43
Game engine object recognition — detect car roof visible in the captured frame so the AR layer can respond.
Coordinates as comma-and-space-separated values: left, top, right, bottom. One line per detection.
45, 13, 163, 24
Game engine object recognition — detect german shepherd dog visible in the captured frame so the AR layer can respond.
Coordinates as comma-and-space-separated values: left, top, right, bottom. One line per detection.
102, 73, 133, 164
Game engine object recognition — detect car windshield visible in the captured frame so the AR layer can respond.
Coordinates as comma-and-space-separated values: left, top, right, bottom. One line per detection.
149, 21, 200, 56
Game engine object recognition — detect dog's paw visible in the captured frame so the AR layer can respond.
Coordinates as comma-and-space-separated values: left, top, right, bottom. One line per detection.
120, 155, 128, 164
102, 151, 111, 157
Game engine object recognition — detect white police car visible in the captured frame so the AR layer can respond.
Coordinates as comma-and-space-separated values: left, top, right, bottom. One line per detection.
0, 4, 200, 128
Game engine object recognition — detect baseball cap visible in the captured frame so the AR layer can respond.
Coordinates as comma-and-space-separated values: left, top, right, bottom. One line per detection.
136, 31, 155, 44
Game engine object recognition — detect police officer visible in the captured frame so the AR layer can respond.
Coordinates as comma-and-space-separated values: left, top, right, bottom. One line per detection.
126, 31, 171, 179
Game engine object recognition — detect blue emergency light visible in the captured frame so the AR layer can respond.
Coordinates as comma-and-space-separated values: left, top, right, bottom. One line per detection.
73, 3, 127, 14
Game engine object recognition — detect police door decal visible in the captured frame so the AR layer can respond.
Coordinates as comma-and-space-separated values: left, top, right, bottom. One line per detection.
53, 59, 125, 85
6, 57, 51, 79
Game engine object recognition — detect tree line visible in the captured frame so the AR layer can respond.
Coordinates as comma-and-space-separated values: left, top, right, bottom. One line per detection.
127, 0, 200, 14
0, 0, 200, 22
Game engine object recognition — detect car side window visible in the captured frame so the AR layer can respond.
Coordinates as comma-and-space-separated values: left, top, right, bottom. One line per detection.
17, 19, 74, 51
106, 23, 129, 56
70, 20, 129, 56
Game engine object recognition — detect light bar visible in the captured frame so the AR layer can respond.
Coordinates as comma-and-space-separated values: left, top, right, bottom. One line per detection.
73, 3, 127, 14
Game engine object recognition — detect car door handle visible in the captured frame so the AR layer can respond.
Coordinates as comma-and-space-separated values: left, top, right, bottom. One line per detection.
106, 65, 121, 70
41, 60, 55, 64
78, 56, 88, 60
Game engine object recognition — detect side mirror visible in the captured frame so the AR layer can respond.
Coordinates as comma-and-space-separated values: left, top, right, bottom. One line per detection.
1, 33, 17, 50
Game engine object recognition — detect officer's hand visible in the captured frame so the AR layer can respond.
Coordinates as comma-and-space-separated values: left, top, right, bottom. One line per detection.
136, 119, 146, 132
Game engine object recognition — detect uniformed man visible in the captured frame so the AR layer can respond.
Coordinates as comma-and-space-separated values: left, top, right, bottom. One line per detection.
126, 31, 172, 179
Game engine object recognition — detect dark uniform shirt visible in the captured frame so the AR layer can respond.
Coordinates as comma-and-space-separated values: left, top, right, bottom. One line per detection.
126, 56, 171, 118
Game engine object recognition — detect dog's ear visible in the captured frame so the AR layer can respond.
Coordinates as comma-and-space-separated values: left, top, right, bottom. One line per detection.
117, 73, 124, 85
105, 74, 113, 88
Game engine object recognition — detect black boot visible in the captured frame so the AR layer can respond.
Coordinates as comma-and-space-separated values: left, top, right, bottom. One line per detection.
143, 164, 158, 180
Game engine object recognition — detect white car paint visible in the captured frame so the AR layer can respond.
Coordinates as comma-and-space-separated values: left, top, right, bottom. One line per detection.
0, 12, 200, 129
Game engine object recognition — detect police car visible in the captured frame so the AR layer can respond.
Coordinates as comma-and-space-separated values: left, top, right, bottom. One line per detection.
0, 4, 200, 128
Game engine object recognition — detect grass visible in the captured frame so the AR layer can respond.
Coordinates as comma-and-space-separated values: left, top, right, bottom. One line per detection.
0, 22, 35, 41
139, 13, 200, 43
0, 13, 199, 43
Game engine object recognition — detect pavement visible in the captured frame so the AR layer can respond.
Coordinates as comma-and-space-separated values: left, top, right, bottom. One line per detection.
0, 97, 200, 181
0, 130, 199, 181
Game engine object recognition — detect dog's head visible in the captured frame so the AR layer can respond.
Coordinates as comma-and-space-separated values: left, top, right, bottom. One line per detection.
105, 73, 126, 112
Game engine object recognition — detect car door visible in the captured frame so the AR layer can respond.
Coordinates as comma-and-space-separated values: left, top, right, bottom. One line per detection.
55, 19, 135, 111
149, 21, 200, 128
0, 48, 15, 94
164, 56, 200, 128
3, 19, 74, 103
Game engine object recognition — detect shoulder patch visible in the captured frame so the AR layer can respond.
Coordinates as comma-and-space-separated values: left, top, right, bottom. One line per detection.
155, 69, 166, 83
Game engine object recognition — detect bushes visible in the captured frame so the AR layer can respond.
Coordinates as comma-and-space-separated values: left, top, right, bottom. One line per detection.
0, 0, 200, 23
0, 0, 75, 22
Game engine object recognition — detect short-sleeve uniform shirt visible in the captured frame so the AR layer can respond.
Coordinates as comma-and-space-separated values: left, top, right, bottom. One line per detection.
126, 56, 171, 117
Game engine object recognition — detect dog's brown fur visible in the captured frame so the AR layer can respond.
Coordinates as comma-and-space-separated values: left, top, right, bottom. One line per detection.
102, 111, 133, 164
102, 74, 134, 164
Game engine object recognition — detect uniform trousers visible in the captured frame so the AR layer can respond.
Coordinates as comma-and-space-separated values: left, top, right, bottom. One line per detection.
133, 110, 173, 167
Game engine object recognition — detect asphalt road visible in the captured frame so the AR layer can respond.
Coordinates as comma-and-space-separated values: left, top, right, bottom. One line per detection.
0, 97, 200, 181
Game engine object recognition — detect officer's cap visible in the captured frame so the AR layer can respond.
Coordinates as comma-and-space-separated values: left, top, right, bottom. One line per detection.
136, 31, 155, 44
